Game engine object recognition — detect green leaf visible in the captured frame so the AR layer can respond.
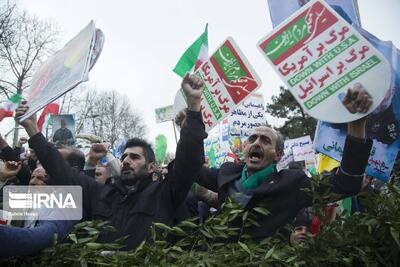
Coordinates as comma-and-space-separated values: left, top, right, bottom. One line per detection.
154, 223, 173, 232
238, 241, 251, 255
212, 225, 228, 231
286, 255, 297, 263
86, 242, 103, 249
171, 246, 184, 252
242, 211, 249, 222
200, 229, 213, 239
229, 209, 242, 214
69, 233, 78, 244
253, 207, 270, 216
77, 237, 93, 244
171, 226, 187, 236
264, 246, 275, 259
180, 221, 198, 228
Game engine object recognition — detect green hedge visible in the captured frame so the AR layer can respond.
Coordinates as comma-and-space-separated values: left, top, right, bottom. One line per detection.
6, 180, 400, 267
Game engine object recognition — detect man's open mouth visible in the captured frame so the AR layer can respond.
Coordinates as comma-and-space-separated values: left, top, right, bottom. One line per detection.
248, 148, 264, 163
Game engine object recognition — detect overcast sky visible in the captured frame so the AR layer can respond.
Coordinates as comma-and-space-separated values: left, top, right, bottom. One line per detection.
4, 0, 400, 152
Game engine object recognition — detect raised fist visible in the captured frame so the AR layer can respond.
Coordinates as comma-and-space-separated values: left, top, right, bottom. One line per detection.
181, 73, 204, 112
342, 83, 373, 114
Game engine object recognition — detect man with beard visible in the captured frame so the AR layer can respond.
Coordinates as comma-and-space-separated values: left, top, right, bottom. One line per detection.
194, 84, 374, 241
53, 119, 75, 146
14, 73, 206, 250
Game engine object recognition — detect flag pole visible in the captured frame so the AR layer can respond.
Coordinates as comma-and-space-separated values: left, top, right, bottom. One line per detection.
171, 120, 178, 145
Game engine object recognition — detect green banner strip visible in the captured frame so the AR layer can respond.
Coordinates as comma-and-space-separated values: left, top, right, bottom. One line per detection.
203, 85, 222, 120
264, 16, 310, 62
304, 55, 381, 110
213, 45, 247, 82
289, 35, 359, 87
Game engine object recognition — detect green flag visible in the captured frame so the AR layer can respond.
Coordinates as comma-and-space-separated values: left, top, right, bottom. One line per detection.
173, 24, 208, 77
0, 93, 22, 121
208, 145, 216, 168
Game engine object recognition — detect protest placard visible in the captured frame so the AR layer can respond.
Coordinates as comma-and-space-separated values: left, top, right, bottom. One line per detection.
293, 144, 315, 161
313, 24, 400, 182
51, 114, 76, 146
258, 0, 391, 123
19, 21, 99, 121
228, 93, 265, 139
314, 121, 399, 182
196, 37, 261, 132
155, 105, 174, 123
277, 135, 313, 169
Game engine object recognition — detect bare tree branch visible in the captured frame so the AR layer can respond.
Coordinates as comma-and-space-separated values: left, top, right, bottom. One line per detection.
68, 87, 147, 146
0, 7, 59, 145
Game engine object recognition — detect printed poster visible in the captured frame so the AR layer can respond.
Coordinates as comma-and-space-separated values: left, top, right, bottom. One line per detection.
314, 24, 400, 182
277, 135, 313, 169
258, 0, 391, 123
155, 105, 174, 123
51, 114, 76, 146
196, 37, 262, 132
20, 21, 97, 121
228, 93, 265, 139
314, 122, 399, 182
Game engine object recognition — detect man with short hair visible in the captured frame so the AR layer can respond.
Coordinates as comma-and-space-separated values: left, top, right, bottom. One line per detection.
14, 73, 206, 250
53, 119, 74, 146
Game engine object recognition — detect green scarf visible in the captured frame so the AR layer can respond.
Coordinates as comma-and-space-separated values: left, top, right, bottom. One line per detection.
241, 164, 277, 190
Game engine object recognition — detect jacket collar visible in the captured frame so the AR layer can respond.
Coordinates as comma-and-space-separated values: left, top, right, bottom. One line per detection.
101, 174, 153, 200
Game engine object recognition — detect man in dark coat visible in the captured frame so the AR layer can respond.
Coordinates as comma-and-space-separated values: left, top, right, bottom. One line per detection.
14, 73, 206, 250
195, 84, 373, 240
53, 119, 74, 146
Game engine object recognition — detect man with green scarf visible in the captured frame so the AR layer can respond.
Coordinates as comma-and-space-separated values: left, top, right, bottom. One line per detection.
193, 84, 373, 240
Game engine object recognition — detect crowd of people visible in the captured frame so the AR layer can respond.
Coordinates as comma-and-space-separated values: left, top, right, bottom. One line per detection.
0, 73, 388, 259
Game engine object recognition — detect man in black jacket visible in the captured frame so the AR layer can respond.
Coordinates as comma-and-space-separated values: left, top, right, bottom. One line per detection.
14, 73, 206, 250
195, 84, 374, 240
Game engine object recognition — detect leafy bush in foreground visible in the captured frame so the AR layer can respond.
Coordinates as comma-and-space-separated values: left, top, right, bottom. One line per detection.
5, 182, 400, 267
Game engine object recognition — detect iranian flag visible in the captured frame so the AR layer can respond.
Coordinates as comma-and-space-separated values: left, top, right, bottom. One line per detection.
37, 101, 60, 131
0, 94, 22, 121
173, 24, 208, 77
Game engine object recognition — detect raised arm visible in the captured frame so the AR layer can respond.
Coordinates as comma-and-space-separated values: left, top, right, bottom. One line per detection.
15, 101, 74, 185
14, 101, 97, 188
168, 74, 208, 207
15, 101, 100, 218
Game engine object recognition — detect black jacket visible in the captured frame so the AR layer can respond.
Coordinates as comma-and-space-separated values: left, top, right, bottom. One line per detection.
196, 135, 372, 240
28, 111, 206, 250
